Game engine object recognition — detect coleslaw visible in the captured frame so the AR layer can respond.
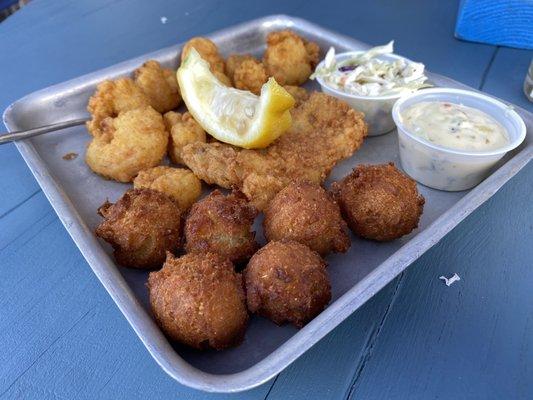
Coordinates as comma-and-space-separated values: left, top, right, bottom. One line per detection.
311, 41, 430, 97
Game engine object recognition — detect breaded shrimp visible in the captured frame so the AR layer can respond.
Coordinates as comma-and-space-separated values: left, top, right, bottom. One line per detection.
213, 70, 232, 86
86, 107, 168, 182
263, 30, 320, 86
226, 54, 267, 95
163, 111, 206, 165
134, 166, 202, 211
86, 78, 150, 137
181, 37, 226, 74
134, 60, 181, 113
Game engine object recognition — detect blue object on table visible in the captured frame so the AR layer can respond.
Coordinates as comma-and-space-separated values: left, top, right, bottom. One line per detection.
455, 0, 533, 50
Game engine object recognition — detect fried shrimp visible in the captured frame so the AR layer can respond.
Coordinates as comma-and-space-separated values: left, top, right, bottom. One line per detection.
95, 189, 182, 269
226, 54, 267, 95
86, 107, 168, 182
133, 60, 181, 113
133, 166, 202, 211
264, 182, 350, 256
184, 190, 259, 263
181, 37, 226, 74
244, 240, 331, 327
163, 111, 206, 165
86, 78, 150, 137
213, 70, 232, 86
331, 163, 425, 241
148, 252, 248, 350
263, 30, 320, 86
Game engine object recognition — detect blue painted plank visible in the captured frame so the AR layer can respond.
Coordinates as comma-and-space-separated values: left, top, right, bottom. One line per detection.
482, 47, 533, 110
265, 277, 404, 400
0, 144, 40, 217
0, 190, 52, 250
344, 164, 533, 400
456, 0, 533, 50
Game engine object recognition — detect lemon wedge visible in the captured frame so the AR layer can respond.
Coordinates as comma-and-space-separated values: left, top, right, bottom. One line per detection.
177, 49, 295, 149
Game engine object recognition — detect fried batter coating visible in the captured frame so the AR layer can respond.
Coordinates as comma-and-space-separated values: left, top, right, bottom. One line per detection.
331, 163, 425, 241
86, 107, 168, 182
86, 78, 150, 137
148, 252, 248, 349
133, 60, 181, 113
163, 111, 206, 165
244, 240, 331, 327
226, 54, 267, 95
283, 85, 310, 106
181, 37, 225, 74
95, 189, 182, 269
225, 54, 246, 78
133, 166, 201, 211
263, 182, 350, 256
181, 92, 367, 209
213, 70, 232, 87
263, 30, 320, 86
184, 190, 259, 263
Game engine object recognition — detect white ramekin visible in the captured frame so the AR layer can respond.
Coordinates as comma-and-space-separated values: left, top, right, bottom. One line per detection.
392, 88, 526, 191
315, 52, 419, 136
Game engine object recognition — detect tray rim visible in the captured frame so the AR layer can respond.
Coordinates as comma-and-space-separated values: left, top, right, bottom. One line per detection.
3, 14, 532, 393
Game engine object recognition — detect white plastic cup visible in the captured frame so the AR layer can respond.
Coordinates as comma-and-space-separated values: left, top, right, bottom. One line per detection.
316, 52, 416, 136
392, 88, 526, 191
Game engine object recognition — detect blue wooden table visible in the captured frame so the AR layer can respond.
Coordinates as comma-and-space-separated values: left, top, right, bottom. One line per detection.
1, 1, 532, 399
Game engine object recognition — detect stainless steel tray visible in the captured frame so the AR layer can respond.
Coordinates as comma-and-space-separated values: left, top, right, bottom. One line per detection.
3, 15, 532, 393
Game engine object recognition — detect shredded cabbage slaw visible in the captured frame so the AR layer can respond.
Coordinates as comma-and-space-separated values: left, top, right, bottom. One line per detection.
311, 41, 430, 97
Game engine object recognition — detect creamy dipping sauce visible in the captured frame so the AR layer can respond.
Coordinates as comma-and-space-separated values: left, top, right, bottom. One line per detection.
402, 101, 509, 151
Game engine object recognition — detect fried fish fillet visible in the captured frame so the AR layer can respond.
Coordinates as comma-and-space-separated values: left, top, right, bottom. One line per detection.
181, 92, 367, 209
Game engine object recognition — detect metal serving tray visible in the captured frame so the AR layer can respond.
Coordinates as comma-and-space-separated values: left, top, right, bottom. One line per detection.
3, 15, 532, 393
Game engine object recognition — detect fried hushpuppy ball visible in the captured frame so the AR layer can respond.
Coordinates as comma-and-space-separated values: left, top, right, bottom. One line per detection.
133, 166, 201, 211
86, 107, 168, 182
244, 240, 331, 327
133, 60, 181, 113
226, 54, 268, 95
184, 190, 259, 263
263, 182, 350, 256
95, 189, 182, 269
86, 78, 150, 137
181, 37, 226, 74
331, 163, 425, 241
263, 30, 320, 86
163, 111, 206, 165
148, 252, 248, 349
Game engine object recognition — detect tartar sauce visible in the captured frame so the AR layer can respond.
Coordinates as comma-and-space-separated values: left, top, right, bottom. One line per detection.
402, 101, 509, 151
